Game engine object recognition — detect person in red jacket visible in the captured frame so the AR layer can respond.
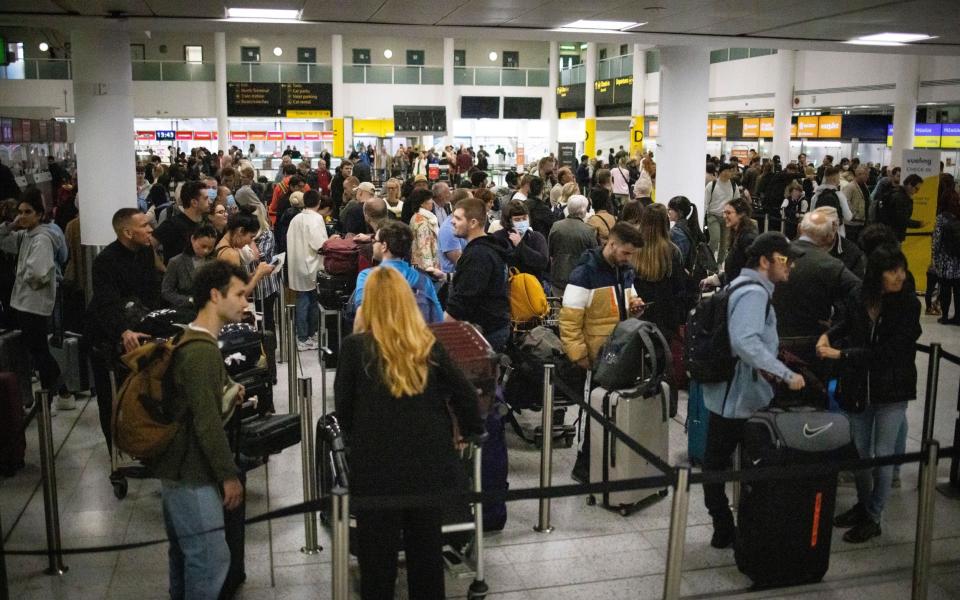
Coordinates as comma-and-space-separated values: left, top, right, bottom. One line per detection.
268, 175, 309, 226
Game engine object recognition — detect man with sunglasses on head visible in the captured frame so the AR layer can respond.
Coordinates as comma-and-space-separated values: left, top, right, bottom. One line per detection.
702, 232, 806, 550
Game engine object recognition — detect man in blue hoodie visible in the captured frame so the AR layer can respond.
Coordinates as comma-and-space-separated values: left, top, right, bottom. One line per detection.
702, 232, 806, 549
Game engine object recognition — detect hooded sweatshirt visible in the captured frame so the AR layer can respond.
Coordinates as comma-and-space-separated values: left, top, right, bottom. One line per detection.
447, 234, 512, 335
0, 222, 61, 316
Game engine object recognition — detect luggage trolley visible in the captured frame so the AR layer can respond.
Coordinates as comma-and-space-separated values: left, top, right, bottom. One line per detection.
316, 415, 490, 599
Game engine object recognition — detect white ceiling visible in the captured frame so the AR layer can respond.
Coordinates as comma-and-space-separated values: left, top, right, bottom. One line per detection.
1, 0, 958, 54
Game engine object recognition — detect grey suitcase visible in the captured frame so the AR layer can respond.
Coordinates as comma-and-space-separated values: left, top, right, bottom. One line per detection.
0, 329, 33, 407
589, 381, 670, 515
49, 332, 91, 394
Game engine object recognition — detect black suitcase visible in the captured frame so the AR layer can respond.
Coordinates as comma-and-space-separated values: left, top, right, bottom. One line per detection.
219, 323, 263, 377
233, 366, 274, 415
735, 407, 857, 589
0, 371, 26, 476
0, 330, 33, 408
317, 271, 355, 311
238, 413, 301, 457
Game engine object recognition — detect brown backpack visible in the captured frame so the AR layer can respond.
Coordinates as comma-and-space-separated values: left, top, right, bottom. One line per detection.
112, 333, 201, 459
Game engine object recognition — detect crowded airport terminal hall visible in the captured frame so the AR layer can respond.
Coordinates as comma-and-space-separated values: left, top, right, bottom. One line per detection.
3, 2, 960, 599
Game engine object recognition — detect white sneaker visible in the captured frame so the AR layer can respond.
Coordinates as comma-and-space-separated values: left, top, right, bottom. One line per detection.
55, 394, 77, 411
297, 339, 318, 352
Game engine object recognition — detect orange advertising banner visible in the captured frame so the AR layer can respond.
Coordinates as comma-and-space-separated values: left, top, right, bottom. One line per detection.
760, 117, 774, 137
742, 118, 759, 138
798, 116, 818, 138
818, 115, 842, 138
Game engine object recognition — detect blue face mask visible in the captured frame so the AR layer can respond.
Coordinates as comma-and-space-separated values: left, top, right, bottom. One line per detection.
207, 188, 217, 200
514, 219, 530, 236
226, 194, 236, 210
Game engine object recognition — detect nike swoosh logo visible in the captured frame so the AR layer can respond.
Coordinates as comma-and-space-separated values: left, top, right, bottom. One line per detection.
803, 422, 834, 438
752, 458, 762, 466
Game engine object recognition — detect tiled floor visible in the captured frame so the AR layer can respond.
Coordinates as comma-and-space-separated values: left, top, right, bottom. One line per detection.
2, 316, 960, 599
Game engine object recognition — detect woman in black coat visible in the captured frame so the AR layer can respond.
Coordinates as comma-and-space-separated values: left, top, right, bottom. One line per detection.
817, 246, 921, 544
493, 199, 550, 286
700, 197, 758, 288
632, 204, 685, 342
335, 267, 484, 600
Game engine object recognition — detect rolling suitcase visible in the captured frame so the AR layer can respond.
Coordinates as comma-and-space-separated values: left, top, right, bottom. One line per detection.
686, 380, 709, 466
0, 372, 26, 476
589, 381, 670, 515
317, 271, 355, 311
238, 413, 301, 457
735, 407, 857, 589
0, 330, 32, 408
49, 332, 91, 394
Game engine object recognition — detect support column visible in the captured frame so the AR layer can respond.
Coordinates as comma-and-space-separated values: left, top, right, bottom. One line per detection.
331, 35, 344, 118
443, 37, 456, 145
72, 30, 136, 249
584, 43, 597, 160
214, 32, 229, 152
546, 41, 559, 157
772, 49, 795, 162
891, 54, 920, 168
631, 45, 646, 158
657, 46, 710, 221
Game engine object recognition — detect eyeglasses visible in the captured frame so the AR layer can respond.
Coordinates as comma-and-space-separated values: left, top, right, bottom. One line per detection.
774, 254, 794, 266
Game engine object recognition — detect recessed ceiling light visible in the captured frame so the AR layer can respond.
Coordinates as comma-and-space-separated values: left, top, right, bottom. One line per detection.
562, 20, 643, 31
488, 51, 498, 61
847, 32, 936, 46
383, 49, 392, 59
272, 47, 283, 57
38, 42, 49, 52
226, 8, 300, 20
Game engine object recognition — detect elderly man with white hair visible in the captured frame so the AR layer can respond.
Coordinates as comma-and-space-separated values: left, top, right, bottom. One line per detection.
814, 206, 866, 278
548, 194, 598, 297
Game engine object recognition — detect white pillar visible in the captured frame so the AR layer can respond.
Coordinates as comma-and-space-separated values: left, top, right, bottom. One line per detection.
584, 43, 597, 119
891, 54, 920, 168
72, 30, 136, 247
546, 41, 559, 156
772, 49, 795, 162
657, 46, 710, 222
443, 37, 456, 144
331, 34, 344, 118
631, 45, 645, 118
214, 32, 229, 152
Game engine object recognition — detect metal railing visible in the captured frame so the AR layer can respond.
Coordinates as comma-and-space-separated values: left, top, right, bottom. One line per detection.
597, 54, 633, 80
0, 58, 71, 80
225, 62, 332, 84
454, 66, 549, 87
559, 63, 585, 85
343, 63, 443, 85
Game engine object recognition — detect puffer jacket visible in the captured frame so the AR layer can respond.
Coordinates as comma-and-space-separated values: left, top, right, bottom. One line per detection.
559, 248, 636, 365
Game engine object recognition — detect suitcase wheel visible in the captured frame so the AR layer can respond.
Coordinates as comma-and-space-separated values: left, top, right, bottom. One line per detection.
618, 505, 632, 517
658, 488, 669, 498
110, 474, 128, 500
586, 495, 596, 506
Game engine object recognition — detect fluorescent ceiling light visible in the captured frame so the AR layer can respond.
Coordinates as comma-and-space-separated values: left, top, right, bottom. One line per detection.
846, 32, 935, 46
562, 20, 642, 31
226, 8, 300, 20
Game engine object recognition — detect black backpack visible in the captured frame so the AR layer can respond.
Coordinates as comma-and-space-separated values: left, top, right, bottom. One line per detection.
815, 188, 841, 213
594, 319, 671, 393
684, 281, 770, 383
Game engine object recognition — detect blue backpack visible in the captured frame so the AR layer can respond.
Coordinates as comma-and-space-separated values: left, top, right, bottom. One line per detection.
343, 266, 442, 332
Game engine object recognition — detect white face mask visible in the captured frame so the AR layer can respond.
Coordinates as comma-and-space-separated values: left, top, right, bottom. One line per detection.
514, 219, 530, 236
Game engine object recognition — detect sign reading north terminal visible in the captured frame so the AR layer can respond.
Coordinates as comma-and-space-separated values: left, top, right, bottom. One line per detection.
227, 82, 332, 117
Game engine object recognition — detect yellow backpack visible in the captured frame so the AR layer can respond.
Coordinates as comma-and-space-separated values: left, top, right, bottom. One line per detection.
509, 268, 549, 324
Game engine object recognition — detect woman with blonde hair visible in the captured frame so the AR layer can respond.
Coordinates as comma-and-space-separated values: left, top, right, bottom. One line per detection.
336, 267, 484, 600
632, 203, 685, 342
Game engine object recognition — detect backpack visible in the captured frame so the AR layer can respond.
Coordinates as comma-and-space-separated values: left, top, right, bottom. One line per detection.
870, 181, 894, 224
503, 325, 586, 412
684, 281, 770, 384
343, 267, 443, 332
321, 237, 360, 276
508, 267, 549, 324
113, 333, 199, 459
942, 214, 960, 258
594, 319, 671, 392
815, 188, 841, 213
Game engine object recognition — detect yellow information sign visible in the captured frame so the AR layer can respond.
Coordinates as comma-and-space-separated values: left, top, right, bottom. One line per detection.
584, 118, 596, 159
286, 110, 332, 119
332, 118, 344, 158
559, 111, 578, 120
630, 116, 644, 157
353, 119, 395, 138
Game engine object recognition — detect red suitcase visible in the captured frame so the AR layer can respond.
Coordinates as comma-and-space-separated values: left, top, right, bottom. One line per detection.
429, 321, 498, 416
0, 372, 26, 476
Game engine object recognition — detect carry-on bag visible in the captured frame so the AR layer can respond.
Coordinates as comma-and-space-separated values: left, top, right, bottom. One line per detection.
49, 332, 91, 394
686, 379, 709, 466
218, 323, 263, 377
238, 413, 302, 457
317, 270, 355, 311
735, 407, 857, 589
594, 319, 671, 392
0, 330, 32, 408
0, 372, 26, 476
588, 382, 670, 515
429, 321, 498, 414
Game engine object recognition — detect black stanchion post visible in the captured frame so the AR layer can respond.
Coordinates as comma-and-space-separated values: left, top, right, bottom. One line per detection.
922, 343, 941, 444
938, 380, 960, 498
37, 389, 67, 576
662, 468, 690, 600
331, 488, 350, 600
913, 440, 939, 600
535, 364, 555, 533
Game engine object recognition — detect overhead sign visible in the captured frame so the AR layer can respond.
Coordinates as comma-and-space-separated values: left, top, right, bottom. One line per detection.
914, 123, 942, 148
817, 115, 842, 138
594, 76, 633, 107
901, 149, 940, 292
267, 131, 285, 141
760, 118, 774, 137
709, 119, 727, 137
790, 122, 797, 137
136, 130, 155, 141
556, 83, 585, 112
942, 124, 960, 149
742, 118, 759, 138
797, 116, 818, 138
227, 82, 333, 117
175, 131, 193, 140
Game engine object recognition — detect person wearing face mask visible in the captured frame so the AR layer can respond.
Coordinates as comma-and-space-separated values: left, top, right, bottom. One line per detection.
492, 200, 549, 286
162, 225, 218, 308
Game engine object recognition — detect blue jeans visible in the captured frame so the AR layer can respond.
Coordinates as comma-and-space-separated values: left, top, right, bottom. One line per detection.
295, 289, 319, 342
846, 402, 907, 522
893, 418, 907, 476
161, 479, 230, 600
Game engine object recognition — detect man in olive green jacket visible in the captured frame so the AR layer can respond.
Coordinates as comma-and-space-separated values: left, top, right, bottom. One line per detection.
149, 261, 249, 600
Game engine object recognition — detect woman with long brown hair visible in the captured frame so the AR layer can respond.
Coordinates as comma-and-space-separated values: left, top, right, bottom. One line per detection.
632, 203, 685, 341
335, 267, 483, 600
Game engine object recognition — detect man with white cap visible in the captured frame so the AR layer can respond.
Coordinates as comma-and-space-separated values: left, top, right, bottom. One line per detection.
342, 181, 377, 236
